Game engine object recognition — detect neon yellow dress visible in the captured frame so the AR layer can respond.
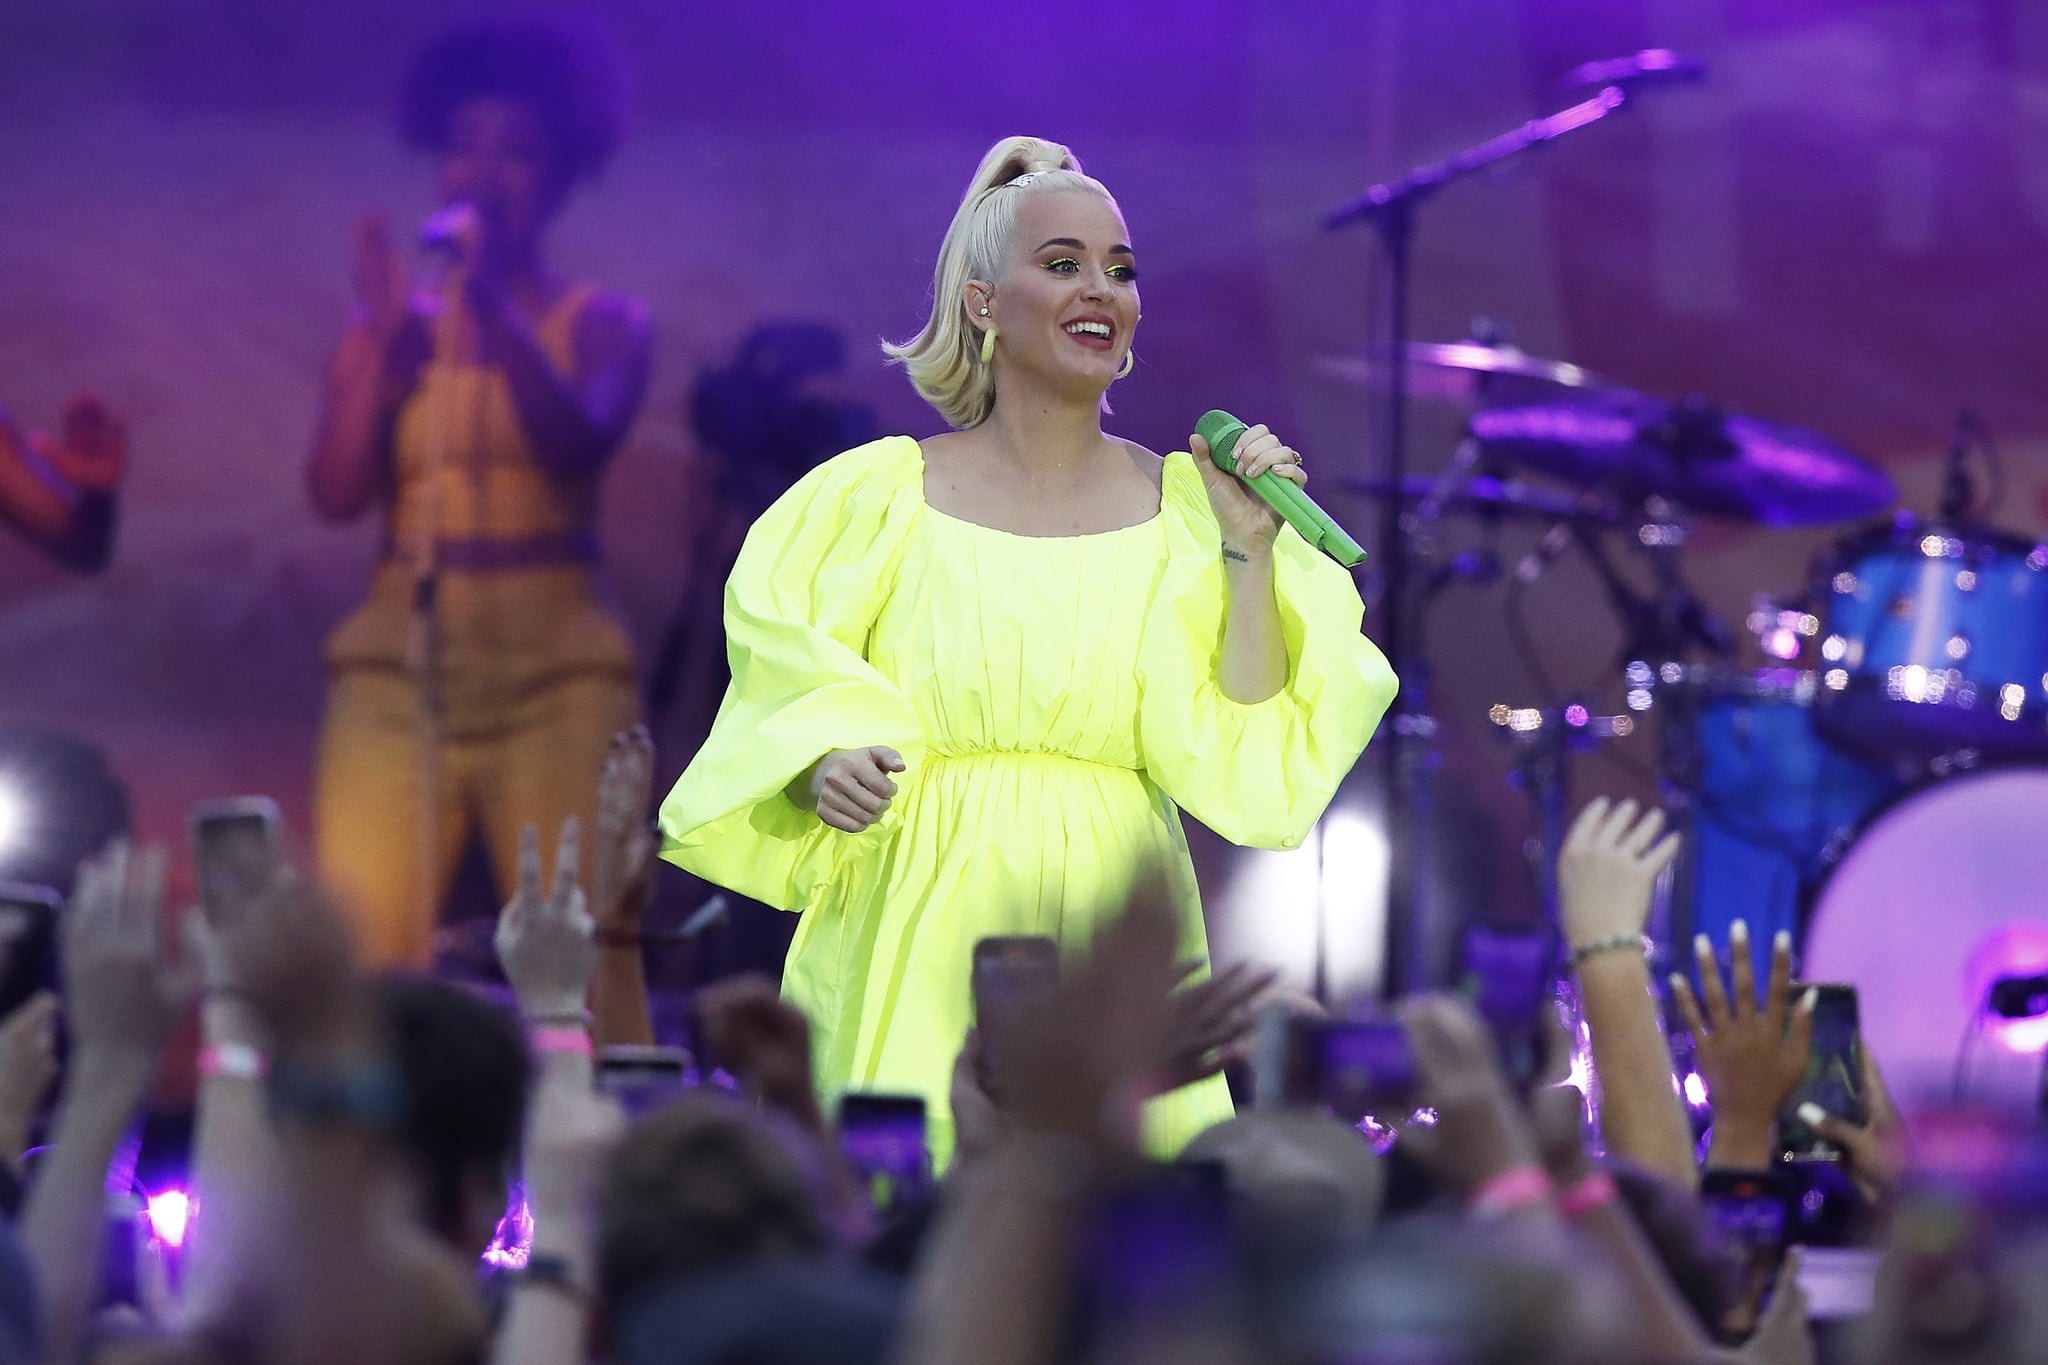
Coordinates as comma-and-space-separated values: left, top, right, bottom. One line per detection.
659, 436, 1396, 1159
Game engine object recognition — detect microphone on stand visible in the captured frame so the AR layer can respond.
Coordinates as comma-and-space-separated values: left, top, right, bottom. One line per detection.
1558, 48, 1707, 92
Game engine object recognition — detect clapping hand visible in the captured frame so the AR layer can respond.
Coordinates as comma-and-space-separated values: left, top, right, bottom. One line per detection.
494, 819, 594, 1021
592, 727, 657, 941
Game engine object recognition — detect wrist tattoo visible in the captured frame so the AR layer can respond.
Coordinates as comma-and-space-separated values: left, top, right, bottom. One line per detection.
1222, 546, 1251, 564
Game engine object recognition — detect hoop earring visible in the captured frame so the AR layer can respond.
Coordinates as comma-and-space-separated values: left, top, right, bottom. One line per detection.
1116, 348, 1135, 379
980, 328, 996, 365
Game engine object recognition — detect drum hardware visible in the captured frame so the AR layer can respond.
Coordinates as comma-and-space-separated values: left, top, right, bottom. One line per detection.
1469, 390, 1897, 527
1323, 56, 1702, 999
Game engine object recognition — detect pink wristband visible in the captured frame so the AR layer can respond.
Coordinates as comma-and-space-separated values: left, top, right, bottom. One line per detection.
532, 1026, 593, 1058
1557, 1171, 1619, 1219
1469, 1165, 1553, 1219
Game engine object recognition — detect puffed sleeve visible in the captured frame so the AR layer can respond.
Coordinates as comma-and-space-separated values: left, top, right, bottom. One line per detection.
1136, 450, 1397, 850
658, 437, 928, 910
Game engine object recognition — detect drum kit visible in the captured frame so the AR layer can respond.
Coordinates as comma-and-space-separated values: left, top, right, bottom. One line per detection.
1333, 338, 2048, 1107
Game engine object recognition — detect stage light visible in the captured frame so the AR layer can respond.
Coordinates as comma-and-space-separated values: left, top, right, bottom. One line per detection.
145, 1189, 191, 1249
1214, 804, 1388, 998
1965, 924, 2048, 1055
0, 781, 24, 861
482, 1185, 534, 1269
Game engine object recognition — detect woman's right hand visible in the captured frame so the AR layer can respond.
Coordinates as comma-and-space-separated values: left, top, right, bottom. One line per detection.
350, 213, 429, 377
809, 746, 906, 832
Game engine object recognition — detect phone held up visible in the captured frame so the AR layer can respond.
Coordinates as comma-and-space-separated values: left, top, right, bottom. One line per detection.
970, 935, 1059, 1100
189, 797, 283, 914
1776, 982, 1862, 1165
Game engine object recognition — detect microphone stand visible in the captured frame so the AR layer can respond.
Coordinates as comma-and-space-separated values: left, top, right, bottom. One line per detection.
1326, 84, 1639, 997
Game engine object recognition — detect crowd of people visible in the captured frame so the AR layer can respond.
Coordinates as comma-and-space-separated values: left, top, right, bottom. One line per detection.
0, 749, 2029, 1364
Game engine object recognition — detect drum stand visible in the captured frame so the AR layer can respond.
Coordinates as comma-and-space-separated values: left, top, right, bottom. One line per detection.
1326, 79, 1667, 997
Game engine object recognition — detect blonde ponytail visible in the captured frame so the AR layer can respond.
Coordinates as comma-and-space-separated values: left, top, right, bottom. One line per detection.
882, 136, 1116, 429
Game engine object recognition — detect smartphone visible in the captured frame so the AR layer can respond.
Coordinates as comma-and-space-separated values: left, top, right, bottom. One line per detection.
596, 1045, 689, 1119
0, 883, 59, 1020
836, 1092, 930, 1216
1776, 983, 1862, 1164
1701, 1168, 1791, 1340
1459, 925, 1556, 1088
971, 935, 1059, 1098
189, 797, 282, 913
1283, 1016, 1419, 1121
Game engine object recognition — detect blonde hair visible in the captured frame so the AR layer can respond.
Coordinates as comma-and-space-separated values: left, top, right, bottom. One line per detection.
882, 135, 1118, 429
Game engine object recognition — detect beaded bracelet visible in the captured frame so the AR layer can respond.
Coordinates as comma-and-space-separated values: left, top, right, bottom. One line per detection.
1566, 933, 1650, 973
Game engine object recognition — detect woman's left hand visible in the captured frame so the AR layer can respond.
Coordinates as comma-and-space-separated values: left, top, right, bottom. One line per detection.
1190, 421, 1306, 556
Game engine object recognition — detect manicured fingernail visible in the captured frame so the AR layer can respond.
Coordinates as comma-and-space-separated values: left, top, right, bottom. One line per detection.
1730, 919, 1749, 944
1799, 987, 1818, 1014
1668, 973, 1687, 993
1693, 933, 1712, 957
1774, 931, 1792, 954
1797, 1102, 1828, 1127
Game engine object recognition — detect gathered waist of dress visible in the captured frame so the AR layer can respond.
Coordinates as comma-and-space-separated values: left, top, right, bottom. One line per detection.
921, 747, 1141, 775
381, 530, 598, 573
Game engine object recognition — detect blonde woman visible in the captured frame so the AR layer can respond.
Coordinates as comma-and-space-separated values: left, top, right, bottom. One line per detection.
660, 136, 1396, 1158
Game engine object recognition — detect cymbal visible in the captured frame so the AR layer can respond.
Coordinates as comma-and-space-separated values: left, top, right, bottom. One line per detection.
1468, 392, 1896, 526
1315, 340, 1611, 405
1342, 473, 1625, 525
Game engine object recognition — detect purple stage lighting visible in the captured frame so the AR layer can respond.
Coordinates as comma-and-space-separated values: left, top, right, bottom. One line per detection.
145, 1189, 191, 1249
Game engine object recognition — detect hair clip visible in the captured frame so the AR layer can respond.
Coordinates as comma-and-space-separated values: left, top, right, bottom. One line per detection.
1009, 171, 1043, 188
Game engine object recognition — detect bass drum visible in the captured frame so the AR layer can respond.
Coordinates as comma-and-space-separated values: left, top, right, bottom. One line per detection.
1804, 767, 2048, 1112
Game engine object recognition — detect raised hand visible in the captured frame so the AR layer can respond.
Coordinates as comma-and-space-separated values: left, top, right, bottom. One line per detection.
351, 213, 414, 344
693, 974, 817, 1124
1003, 865, 1183, 1150
1558, 797, 1682, 951
1671, 922, 1814, 1171
1150, 960, 1278, 1095
592, 726, 657, 940
62, 841, 200, 1085
0, 992, 58, 1162
809, 746, 906, 833
1396, 993, 1542, 1195
1190, 421, 1306, 555
494, 819, 594, 1020
32, 394, 126, 493
207, 862, 359, 1051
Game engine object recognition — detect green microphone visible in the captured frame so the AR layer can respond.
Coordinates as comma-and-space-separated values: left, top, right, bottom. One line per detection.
1195, 411, 1367, 567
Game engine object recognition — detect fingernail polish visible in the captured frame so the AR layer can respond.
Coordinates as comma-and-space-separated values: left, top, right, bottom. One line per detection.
1796, 1101, 1827, 1127
1730, 919, 1749, 944
1799, 987, 1818, 1013
1693, 933, 1712, 957
1774, 931, 1792, 953
1668, 973, 1686, 992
